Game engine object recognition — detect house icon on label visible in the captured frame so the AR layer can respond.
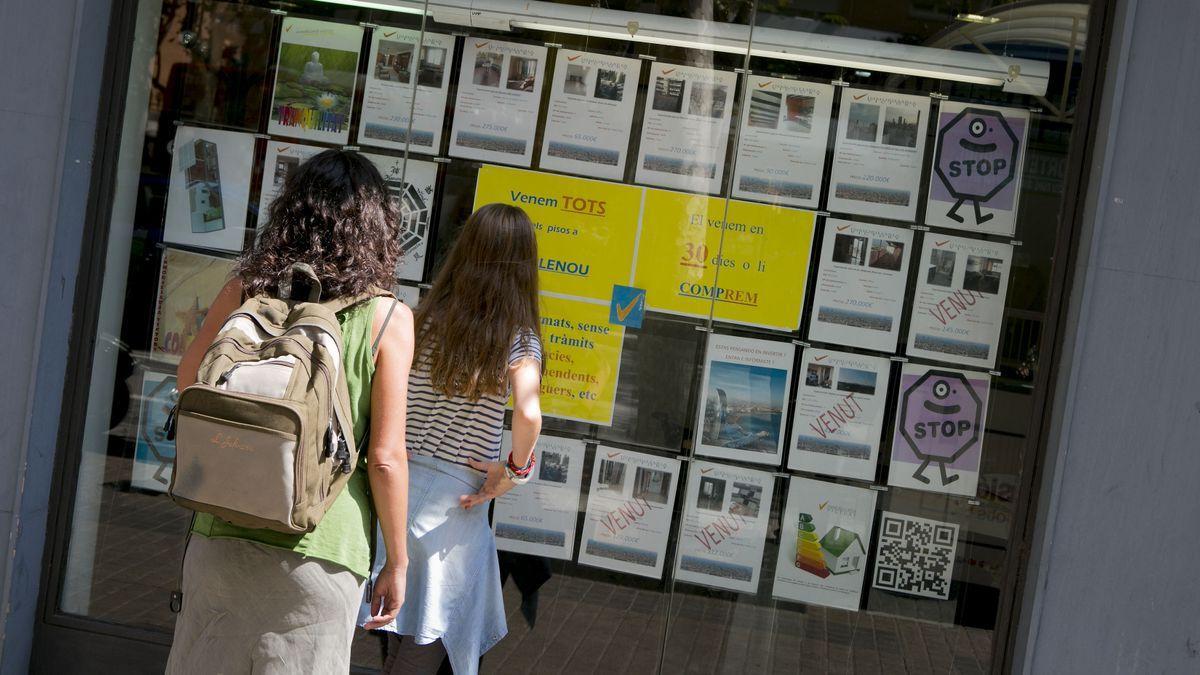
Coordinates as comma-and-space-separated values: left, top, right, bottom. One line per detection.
820, 526, 866, 575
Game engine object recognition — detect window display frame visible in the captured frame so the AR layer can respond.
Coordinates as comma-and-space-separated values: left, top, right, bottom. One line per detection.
30, 1, 1119, 673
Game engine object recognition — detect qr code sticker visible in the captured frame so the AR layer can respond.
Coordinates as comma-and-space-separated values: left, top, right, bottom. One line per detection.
872, 511, 959, 600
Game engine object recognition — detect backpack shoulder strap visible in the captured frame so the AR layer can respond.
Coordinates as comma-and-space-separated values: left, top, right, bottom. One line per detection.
372, 299, 399, 357
321, 285, 395, 315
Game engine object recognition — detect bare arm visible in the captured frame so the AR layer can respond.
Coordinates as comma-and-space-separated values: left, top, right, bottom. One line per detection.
364, 299, 415, 629
461, 358, 542, 509
177, 278, 243, 389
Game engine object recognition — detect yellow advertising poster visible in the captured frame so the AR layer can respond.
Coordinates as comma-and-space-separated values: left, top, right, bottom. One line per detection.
474, 165, 641, 302
634, 190, 816, 331
151, 248, 236, 361
538, 295, 623, 425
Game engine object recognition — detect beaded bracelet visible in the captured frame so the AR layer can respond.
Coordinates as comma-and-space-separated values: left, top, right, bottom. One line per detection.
505, 452, 536, 484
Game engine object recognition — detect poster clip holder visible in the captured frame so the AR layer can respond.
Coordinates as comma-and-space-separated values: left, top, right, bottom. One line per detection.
694, 325, 712, 333
359, 22, 379, 29
734, 67, 750, 75
433, 157, 452, 164
988, 370, 1001, 377
253, 133, 271, 140
889, 356, 909, 362
910, 224, 930, 231
930, 92, 949, 100
967, 498, 982, 506
868, 484, 889, 492
791, 339, 809, 347
269, 8, 287, 16
418, 283, 433, 290
544, 42, 563, 48
1010, 240, 1023, 247
639, 54, 657, 61
1029, 107, 1044, 113
451, 31, 470, 37
816, 210, 831, 218
831, 79, 849, 87
342, 145, 360, 152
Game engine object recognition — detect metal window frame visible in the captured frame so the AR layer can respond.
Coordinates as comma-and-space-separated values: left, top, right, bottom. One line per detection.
29, 0, 1120, 672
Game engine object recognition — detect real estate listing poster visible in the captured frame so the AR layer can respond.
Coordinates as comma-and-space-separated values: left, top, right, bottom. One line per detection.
150, 248, 236, 361
807, 219, 913, 353
906, 234, 1012, 369
267, 17, 363, 145
634, 190, 816, 331
164, 125, 256, 254
731, 77, 834, 209
392, 282, 420, 308
539, 50, 642, 181
926, 101, 1029, 236
826, 89, 930, 221
538, 295, 623, 426
493, 433, 587, 561
772, 476, 877, 611
578, 447, 681, 579
473, 165, 641, 302
872, 511, 960, 600
695, 334, 794, 467
787, 348, 892, 482
362, 152, 438, 282
635, 63, 737, 194
358, 28, 454, 153
888, 363, 991, 497
674, 460, 776, 594
257, 140, 324, 228
449, 39, 547, 166
132, 371, 178, 493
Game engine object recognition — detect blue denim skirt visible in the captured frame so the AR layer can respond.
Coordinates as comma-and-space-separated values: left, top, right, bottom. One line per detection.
359, 454, 507, 675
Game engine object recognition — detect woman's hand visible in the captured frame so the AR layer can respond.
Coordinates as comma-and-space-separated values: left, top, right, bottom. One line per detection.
459, 459, 516, 509
363, 560, 407, 630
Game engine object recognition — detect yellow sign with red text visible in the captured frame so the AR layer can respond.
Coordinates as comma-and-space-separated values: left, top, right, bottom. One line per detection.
474, 165, 641, 302
537, 295, 623, 425
634, 190, 816, 331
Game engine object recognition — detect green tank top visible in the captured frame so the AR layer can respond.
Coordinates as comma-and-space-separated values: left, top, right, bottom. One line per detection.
191, 299, 380, 579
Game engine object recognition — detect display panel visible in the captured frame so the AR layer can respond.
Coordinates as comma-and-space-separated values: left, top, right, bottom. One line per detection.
449, 39, 547, 166
267, 17, 363, 144
493, 432, 586, 560
358, 28, 454, 153
695, 333, 793, 466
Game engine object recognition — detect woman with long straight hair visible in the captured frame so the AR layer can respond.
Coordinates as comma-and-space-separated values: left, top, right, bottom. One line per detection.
167, 149, 415, 672
364, 203, 544, 674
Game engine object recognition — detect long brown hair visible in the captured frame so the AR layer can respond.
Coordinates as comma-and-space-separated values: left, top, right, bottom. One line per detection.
238, 149, 401, 299
415, 203, 541, 399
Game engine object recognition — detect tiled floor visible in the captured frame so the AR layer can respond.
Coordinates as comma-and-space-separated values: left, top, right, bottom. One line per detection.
60, 469, 992, 673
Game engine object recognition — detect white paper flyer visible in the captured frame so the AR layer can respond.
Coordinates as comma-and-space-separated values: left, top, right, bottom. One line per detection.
448, 39, 547, 166
257, 140, 324, 228
358, 28, 454, 154
539, 50, 642, 181
578, 447, 680, 579
164, 126, 256, 254
695, 334, 794, 467
906, 234, 1012, 369
772, 475, 877, 610
826, 89, 931, 221
635, 62, 737, 194
926, 101, 1029, 236
807, 219, 913, 353
267, 17, 363, 145
361, 152, 438, 282
787, 348, 892, 482
493, 433, 587, 561
731, 76, 834, 209
674, 460, 775, 593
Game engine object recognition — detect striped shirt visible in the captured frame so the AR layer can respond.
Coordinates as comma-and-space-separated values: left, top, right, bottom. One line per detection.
406, 331, 542, 468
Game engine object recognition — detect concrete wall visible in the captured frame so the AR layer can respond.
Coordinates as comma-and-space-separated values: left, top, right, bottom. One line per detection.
0, 0, 110, 670
1018, 0, 1200, 671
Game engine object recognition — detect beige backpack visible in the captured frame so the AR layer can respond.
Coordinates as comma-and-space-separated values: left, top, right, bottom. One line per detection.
166, 263, 392, 534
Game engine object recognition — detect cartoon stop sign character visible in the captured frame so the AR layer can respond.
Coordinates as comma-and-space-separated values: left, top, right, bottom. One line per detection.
934, 108, 1019, 225
898, 370, 982, 486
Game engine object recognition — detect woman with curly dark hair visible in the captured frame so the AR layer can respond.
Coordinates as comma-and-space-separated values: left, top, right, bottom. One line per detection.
167, 149, 415, 673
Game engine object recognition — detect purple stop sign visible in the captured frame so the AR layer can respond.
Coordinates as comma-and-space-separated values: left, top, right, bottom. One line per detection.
934, 108, 1019, 225
898, 370, 982, 486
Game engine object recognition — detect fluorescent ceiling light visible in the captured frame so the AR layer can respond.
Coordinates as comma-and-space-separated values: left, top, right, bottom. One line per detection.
956, 13, 1002, 25
313, 0, 1050, 95
312, 0, 427, 15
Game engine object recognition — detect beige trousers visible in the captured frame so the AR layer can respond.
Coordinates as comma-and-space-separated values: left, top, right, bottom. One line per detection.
166, 535, 364, 674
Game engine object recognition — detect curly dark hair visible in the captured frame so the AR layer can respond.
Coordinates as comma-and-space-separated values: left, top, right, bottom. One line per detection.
238, 149, 401, 299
